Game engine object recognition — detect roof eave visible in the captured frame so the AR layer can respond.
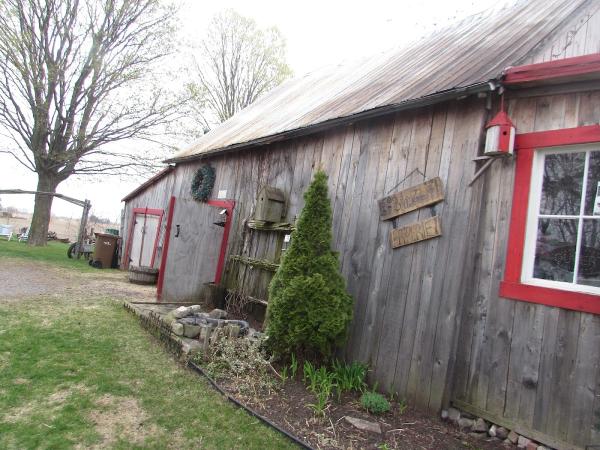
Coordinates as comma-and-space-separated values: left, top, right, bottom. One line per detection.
503, 53, 600, 86
121, 166, 174, 202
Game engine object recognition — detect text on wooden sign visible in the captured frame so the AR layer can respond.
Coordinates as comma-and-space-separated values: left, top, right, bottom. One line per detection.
390, 216, 442, 248
379, 177, 444, 220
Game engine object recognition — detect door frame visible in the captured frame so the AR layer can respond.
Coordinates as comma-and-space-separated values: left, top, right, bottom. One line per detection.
123, 207, 164, 270
156, 197, 235, 301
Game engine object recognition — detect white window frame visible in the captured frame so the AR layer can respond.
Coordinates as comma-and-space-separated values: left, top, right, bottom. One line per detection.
521, 143, 600, 295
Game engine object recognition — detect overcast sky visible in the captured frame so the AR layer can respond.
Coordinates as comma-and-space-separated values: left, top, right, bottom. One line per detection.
0, 0, 503, 222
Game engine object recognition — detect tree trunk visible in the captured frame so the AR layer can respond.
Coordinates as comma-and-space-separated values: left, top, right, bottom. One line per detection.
28, 175, 60, 246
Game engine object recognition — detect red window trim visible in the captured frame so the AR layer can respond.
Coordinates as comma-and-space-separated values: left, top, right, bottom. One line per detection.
499, 124, 600, 315
122, 207, 164, 270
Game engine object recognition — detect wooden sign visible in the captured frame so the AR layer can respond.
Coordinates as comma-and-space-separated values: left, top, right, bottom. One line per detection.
390, 216, 442, 248
379, 177, 444, 220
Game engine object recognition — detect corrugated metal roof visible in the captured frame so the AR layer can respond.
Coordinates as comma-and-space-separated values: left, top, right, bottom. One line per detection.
169, 0, 591, 163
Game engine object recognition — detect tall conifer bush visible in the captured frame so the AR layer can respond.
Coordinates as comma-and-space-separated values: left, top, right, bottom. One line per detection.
266, 170, 353, 358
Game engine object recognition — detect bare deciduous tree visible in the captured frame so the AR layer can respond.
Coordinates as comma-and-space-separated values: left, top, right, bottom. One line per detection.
0, 0, 179, 245
190, 9, 292, 126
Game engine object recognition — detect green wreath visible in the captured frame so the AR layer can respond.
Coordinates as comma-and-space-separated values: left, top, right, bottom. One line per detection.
191, 165, 216, 202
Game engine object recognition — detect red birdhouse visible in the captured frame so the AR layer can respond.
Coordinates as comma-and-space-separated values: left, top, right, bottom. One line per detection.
484, 110, 515, 156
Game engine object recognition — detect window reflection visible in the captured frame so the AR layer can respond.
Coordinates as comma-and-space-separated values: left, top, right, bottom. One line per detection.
540, 152, 584, 216
584, 151, 600, 216
534, 218, 577, 283
578, 219, 600, 287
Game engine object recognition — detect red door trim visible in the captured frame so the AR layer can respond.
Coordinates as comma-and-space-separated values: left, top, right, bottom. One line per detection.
156, 197, 176, 301
155, 197, 235, 302
122, 207, 164, 270
150, 212, 164, 268
501, 125, 600, 314
206, 199, 236, 285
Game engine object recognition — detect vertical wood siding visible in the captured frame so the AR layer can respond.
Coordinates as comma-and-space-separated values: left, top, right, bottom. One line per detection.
452, 92, 600, 449
520, 0, 600, 65
122, 91, 600, 450
157, 97, 489, 412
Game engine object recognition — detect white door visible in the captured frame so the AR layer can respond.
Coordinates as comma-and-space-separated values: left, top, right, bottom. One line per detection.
129, 214, 160, 267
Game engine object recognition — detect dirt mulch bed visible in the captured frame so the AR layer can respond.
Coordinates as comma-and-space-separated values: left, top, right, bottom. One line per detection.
212, 374, 506, 450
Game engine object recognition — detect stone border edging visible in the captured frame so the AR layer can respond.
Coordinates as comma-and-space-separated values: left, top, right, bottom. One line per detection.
123, 302, 313, 450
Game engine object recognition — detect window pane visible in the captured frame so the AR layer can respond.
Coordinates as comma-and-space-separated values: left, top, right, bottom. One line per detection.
584, 150, 600, 216
540, 152, 585, 215
577, 219, 600, 287
533, 218, 578, 283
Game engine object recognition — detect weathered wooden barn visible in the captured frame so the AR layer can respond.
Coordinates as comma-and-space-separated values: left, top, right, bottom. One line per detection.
121, 1, 600, 448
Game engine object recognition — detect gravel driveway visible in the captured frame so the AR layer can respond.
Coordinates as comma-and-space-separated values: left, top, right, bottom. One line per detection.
0, 258, 156, 302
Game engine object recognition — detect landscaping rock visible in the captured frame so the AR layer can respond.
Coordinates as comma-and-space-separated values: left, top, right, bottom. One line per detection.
489, 424, 497, 437
199, 325, 212, 341
247, 328, 263, 340
441, 409, 449, 420
225, 324, 240, 338
173, 306, 192, 319
208, 308, 227, 319
163, 311, 177, 324
171, 322, 184, 335
180, 339, 202, 356
495, 427, 509, 439
183, 323, 202, 338
517, 435, 531, 448
508, 430, 519, 444
458, 418, 474, 429
447, 407, 461, 423
472, 418, 488, 432
526, 441, 538, 450
190, 305, 204, 313
344, 416, 382, 434
537, 446, 548, 450
468, 432, 487, 439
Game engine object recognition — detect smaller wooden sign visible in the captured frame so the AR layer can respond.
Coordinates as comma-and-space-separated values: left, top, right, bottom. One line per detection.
379, 177, 444, 220
390, 216, 442, 248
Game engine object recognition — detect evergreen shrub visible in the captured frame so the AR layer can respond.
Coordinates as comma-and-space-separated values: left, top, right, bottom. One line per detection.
266, 170, 353, 358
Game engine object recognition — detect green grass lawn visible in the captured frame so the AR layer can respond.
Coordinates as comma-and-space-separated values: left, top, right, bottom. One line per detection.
0, 239, 104, 273
0, 244, 296, 449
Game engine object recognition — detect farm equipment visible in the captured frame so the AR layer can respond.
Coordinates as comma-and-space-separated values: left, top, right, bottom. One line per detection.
0, 189, 91, 258
67, 240, 94, 259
